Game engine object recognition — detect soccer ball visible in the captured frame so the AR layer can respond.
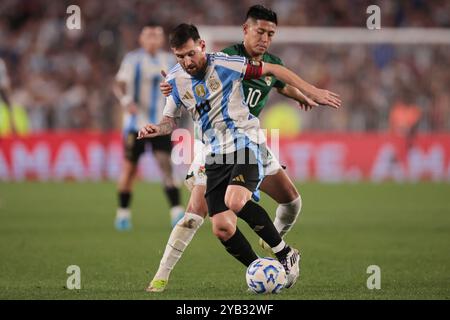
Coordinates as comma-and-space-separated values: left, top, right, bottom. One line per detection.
246, 257, 286, 294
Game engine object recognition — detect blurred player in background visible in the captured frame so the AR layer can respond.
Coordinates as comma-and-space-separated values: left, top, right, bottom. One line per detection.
113, 22, 184, 231
0, 57, 15, 136
147, 5, 340, 292
389, 90, 422, 163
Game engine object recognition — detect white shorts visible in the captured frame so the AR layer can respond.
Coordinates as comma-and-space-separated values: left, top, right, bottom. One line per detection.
263, 146, 283, 177
184, 140, 207, 191
184, 140, 282, 192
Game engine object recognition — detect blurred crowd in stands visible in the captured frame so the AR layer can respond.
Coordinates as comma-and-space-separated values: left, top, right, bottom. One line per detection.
0, 0, 449, 134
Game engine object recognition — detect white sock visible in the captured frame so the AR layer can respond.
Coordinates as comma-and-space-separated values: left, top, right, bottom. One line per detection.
273, 195, 302, 237
271, 240, 286, 254
154, 212, 204, 280
116, 208, 131, 219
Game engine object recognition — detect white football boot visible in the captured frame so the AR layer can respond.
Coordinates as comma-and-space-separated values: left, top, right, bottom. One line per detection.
278, 248, 301, 288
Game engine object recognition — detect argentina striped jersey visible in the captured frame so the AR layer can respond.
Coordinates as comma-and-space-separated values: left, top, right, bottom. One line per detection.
163, 53, 266, 155
116, 48, 175, 133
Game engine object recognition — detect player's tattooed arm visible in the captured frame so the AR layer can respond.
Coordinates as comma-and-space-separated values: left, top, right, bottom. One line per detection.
261, 62, 342, 109
137, 116, 177, 139
159, 116, 177, 135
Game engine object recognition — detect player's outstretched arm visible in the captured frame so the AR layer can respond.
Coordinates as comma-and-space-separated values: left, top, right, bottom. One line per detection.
277, 85, 319, 111
261, 63, 341, 109
137, 116, 177, 139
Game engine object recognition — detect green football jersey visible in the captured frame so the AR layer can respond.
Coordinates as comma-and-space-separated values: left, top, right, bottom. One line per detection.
221, 43, 286, 117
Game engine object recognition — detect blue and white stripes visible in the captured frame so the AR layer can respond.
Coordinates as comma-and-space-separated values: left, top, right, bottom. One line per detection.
116, 49, 175, 133
162, 52, 265, 155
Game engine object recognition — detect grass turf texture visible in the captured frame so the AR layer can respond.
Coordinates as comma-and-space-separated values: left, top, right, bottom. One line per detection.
0, 182, 449, 300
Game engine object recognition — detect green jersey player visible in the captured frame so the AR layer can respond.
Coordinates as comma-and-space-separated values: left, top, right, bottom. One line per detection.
147, 5, 340, 292
222, 43, 287, 117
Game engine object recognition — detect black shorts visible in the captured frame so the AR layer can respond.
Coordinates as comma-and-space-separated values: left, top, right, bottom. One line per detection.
205, 147, 263, 216
123, 131, 172, 164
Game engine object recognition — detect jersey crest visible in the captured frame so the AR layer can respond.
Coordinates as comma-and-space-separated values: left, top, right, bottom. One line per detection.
195, 84, 206, 98
207, 75, 220, 92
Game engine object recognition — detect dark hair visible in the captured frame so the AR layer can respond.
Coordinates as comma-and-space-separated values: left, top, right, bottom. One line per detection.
169, 23, 200, 48
246, 5, 278, 25
142, 20, 162, 29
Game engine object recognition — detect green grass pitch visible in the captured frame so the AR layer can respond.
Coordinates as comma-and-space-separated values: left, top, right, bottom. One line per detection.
0, 181, 449, 300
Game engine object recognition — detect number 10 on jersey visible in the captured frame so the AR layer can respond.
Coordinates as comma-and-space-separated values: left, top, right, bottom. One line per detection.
245, 88, 262, 108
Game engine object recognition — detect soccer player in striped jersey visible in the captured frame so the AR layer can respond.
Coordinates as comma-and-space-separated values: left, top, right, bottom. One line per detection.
146, 6, 340, 293
139, 23, 340, 292
113, 22, 184, 231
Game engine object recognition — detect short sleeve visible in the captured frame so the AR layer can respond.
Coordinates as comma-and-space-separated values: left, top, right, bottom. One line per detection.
116, 54, 133, 83
213, 53, 247, 81
273, 79, 286, 89
163, 77, 183, 119
163, 95, 182, 119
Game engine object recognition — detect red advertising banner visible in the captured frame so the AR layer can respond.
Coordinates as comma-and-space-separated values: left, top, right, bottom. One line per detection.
274, 132, 450, 182
1, 131, 449, 182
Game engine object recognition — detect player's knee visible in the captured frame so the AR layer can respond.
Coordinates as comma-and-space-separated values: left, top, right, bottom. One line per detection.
212, 221, 235, 241
118, 178, 133, 191
225, 197, 247, 214
119, 166, 137, 188
162, 177, 175, 188
213, 229, 234, 241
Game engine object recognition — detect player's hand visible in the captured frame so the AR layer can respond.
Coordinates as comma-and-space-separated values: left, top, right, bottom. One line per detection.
160, 70, 173, 97
297, 91, 318, 111
309, 88, 341, 109
298, 102, 312, 111
125, 102, 138, 115
137, 124, 160, 139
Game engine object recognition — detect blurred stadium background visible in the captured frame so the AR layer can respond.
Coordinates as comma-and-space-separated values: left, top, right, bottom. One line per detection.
0, 0, 449, 299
